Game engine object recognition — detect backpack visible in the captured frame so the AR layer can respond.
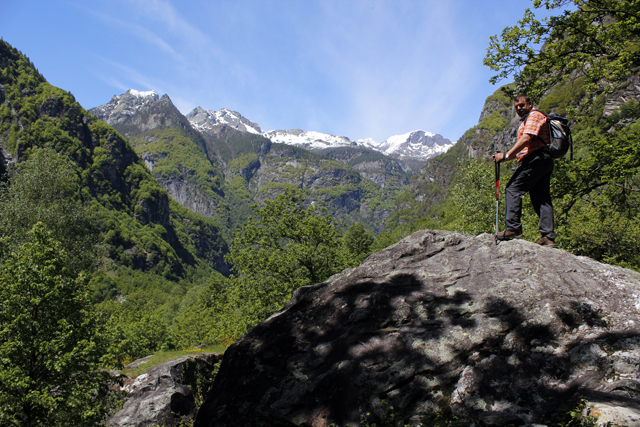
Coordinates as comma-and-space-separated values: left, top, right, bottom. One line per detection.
523, 112, 573, 160
546, 113, 573, 160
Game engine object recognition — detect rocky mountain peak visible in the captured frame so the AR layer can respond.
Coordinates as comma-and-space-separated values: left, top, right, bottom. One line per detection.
90, 89, 159, 124
186, 107, 262, 135
195, 229, 640, 426
90, 90, 196, 137
372, 130, 455, 161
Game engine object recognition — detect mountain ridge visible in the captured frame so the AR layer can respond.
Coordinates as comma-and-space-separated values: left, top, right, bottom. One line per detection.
187, 106, 263, 135
183, 104, 456, 164
96, 89, 455, 166
90, 90, 410, 235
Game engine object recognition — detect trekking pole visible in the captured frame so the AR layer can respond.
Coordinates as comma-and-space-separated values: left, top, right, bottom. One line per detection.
494, 159, 500, 239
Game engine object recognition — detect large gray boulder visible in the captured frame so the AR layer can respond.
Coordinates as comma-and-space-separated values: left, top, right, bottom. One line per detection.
107, 353, 221, 427
194, 230, 640, 427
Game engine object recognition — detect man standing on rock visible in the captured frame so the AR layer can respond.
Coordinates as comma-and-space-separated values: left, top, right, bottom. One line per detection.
492, 94, 557, 247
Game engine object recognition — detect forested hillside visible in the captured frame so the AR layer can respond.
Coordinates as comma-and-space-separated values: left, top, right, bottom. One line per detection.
0, 39, 235, 400
0, 41, 229, 278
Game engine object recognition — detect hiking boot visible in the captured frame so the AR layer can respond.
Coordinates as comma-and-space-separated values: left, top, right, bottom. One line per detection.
496, 229, 523, 241
537, 236, 555, 248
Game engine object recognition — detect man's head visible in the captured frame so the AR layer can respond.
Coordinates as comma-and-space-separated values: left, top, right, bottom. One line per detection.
513, 94, 533, 118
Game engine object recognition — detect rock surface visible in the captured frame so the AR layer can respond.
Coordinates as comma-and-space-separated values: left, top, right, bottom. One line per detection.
194, 230, 640, 427
187, 106, 263, 135
107, 353, 222, 427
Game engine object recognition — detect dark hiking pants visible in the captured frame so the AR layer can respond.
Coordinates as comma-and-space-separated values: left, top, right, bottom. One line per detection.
504, 149, 557, 239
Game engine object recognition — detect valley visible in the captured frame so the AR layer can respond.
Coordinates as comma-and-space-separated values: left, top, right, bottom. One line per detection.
2, 2, 640, 420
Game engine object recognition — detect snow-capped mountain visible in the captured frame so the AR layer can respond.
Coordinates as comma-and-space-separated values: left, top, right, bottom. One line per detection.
367, 130, 454, 160
101, 90, 455, 163
263, 129, 454, 162
183, 103, 454, 161
264, 129, 361, 150
265, 129, 455, 161
90, 89, 159, 123
186, 107, 262, 135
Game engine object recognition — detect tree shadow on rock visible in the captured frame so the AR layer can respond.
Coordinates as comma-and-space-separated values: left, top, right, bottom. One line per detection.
449, 297, 640, 426
196, 273, 480, 426
195, 275, 640, 427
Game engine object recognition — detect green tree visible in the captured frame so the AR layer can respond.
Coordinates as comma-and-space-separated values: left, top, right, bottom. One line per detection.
342, 222, 374, 265
552, 119, 640, 268
0, 223, 119, 426
0, 148, 101, 273
178, 190, 350, 345
171, 276, 249, 348
448, 159, 500, 236
227, 189, 346, 293
484, 0, 640, 105
559, 198, 640, 269
99, 292, 171, 362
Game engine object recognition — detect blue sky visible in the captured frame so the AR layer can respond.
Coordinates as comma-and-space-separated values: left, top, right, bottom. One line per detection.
2, 0, 553, 143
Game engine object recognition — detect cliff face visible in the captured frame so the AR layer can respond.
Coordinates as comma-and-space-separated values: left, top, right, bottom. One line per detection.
602, 74, 640, 118
465, 96, 518, 159
91, 92, 233, 229
223, 142, 397, 232
317, 146, 410, 188
195, 229, 640, 426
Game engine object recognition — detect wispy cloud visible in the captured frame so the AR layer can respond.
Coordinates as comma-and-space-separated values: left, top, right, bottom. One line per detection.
62, 0, 533, 141
283, 0, 476, 141
74, 2, 182, 61
124, 0, 217, 56
93, 54, 168, 95
116, 0, 262, 110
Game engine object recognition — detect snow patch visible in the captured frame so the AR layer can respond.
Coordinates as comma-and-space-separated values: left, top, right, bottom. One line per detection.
127, 89, 157, 98
265, 130, 355, 149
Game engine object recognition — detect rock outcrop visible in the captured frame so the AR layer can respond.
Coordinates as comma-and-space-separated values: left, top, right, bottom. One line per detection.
108, 353, 222, 427
194, 230, 640, 427
187, 106, 263, 135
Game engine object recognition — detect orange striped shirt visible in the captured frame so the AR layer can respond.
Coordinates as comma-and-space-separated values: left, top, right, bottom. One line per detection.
517, 109, 550, 161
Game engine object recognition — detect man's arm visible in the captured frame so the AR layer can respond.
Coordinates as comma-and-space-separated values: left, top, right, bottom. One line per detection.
492, 133, 533, 162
